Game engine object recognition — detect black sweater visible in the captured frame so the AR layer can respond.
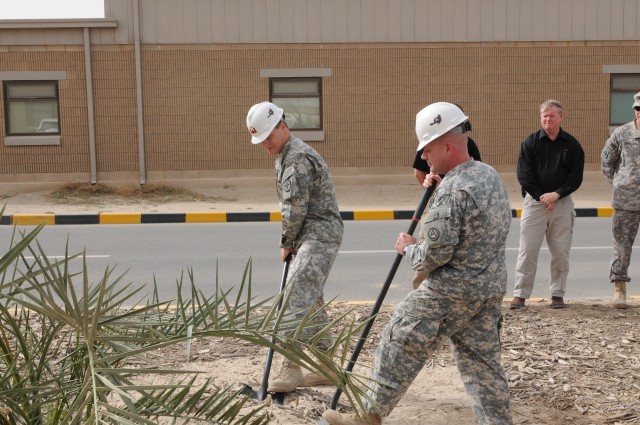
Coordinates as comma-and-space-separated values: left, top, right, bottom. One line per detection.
517, 128, 585, 200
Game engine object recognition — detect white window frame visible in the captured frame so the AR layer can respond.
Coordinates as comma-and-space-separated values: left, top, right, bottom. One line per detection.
603, 65, 640, 134
1, 71, 66, 146
260, 68, 331, 142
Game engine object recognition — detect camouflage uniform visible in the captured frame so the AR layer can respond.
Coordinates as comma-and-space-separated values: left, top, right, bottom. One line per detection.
275, 136, 343, 347
601, 121, 640, 283
365, 160, 513, 424
411, 225, 428, 289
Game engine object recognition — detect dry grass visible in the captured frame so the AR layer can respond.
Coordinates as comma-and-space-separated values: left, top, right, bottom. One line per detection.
51, 182, 209, 204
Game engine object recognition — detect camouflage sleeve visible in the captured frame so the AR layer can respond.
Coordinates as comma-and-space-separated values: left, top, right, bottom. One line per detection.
280, 154, 314, 248
406, 192, 460, 273
601, 132, 621, 185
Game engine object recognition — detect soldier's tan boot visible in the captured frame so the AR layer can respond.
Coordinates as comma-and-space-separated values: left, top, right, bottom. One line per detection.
301, 359, 337, 387
613, 281, 629, 309
267, 359, 304, 393
322, 410, 382, 425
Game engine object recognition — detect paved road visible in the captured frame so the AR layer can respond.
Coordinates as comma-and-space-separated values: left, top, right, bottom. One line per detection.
1, 218, 637, 305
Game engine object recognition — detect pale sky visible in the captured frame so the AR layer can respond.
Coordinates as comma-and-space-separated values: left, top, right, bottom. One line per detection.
0, 0, 104, 19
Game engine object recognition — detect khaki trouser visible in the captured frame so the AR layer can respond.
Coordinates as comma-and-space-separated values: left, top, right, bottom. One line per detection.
513, 194, 575, 299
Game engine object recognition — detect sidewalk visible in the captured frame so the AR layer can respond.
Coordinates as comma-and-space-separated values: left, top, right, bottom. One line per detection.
0, 166, 613, 224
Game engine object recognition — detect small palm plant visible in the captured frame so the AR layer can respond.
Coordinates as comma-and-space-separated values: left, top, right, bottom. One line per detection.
0, 220, 373, 424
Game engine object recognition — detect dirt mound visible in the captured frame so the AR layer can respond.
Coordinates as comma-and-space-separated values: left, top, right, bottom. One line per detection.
155, 300, 639, 424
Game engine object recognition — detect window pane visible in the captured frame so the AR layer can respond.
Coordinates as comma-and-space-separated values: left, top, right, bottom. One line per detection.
610, 92, 636, 125
7, 83, 57, 98
272, 80, 319, 96
273, 97, 321, 129
611, 75, 640, 91
4, 81, 60, 135
7, 100, 59, 134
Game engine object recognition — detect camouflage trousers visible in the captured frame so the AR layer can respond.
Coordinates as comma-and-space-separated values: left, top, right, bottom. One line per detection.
282, 240, 340, 350
365, 287, 512, 425
609, 209, 640, 283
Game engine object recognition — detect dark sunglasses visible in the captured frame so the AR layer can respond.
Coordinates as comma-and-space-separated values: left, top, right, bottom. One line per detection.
635, 106, 640, 111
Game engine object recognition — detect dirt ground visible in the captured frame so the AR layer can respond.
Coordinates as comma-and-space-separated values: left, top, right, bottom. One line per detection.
161, 300, 639, 425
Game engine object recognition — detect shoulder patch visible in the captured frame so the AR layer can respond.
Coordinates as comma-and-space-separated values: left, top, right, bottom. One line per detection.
427, 227, 440, 241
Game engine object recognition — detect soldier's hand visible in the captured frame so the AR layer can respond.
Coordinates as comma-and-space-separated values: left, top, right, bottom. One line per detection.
281, 248, 293, 262
422, 172, 441, 190
396, 233, 417, 255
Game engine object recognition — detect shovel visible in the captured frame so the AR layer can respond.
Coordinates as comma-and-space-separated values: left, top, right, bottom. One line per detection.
241, 254, 291, 405
326, 185, 435, 414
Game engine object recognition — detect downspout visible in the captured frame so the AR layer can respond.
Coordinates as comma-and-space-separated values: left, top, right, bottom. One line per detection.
83, 27, 97, 184
133, 0, 146, 184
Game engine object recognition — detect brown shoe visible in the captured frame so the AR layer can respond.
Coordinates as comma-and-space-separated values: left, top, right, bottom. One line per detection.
613, 281, 629, 309
322, 410, 381, 425
267, 359, 304, 393
301, 360, 335, 387
510, 297, 526, 309
550, 296, 566, 309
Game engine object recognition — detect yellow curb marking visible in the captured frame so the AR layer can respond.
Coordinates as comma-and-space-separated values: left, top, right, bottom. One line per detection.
99, 213, 141, 224
597, 208, 613, 217
270, 211, 283, 222
353, 210, 395, 221
12, 214, 55, 226
185, 212, 226, 223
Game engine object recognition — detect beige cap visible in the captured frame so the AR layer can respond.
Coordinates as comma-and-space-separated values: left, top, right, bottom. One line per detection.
633, 92, 640, 108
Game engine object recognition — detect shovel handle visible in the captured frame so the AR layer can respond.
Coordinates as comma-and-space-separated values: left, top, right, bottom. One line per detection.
256, 254, 292, 401
329, 185, 435, 410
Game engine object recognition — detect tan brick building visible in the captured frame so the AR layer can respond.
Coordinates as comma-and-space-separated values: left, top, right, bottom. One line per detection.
1, 0, 639, 189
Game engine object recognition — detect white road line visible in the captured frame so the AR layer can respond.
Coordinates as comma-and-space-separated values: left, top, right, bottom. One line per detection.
507, 246, 640, 251
340, 250, 396, 254
22, 255, 111, 259
341, 246, 640, 254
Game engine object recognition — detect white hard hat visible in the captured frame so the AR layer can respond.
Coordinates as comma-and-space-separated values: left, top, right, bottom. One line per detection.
415, 102, 470, 151
246, 101, 284, 144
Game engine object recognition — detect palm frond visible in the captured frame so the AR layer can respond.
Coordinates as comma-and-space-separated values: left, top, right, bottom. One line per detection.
0, 224, 376, 424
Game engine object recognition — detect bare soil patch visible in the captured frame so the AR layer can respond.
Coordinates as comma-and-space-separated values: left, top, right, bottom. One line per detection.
49, 182, 229, 206
151, 300, 640, 424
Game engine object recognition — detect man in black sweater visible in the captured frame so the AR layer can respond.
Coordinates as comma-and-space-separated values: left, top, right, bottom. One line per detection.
511, 99, 584, 310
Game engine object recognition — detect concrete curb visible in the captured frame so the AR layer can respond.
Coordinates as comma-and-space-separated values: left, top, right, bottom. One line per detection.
1, 207, 615, 225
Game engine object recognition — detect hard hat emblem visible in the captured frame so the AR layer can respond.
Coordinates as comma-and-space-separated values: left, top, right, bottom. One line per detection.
429, 114, 442, 126
249, 127, 257, 134
267, 108, 274, 118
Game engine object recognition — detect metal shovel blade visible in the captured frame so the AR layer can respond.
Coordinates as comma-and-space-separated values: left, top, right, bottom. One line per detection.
239, 383, 286, 405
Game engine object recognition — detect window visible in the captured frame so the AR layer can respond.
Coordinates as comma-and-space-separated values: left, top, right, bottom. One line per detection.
3, 81, 60, 136
270, 78, 322, 131
610, 74, 640, 126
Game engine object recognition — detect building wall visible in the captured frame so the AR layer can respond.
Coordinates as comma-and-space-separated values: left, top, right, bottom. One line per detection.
1, 40, 634, 181
3, 0, 638, 46
1, 0, 638, 184
140, 41, 620, 173
92, 46, 138, 175
103, 0, 640, 45
0, 48, 91, 176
